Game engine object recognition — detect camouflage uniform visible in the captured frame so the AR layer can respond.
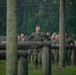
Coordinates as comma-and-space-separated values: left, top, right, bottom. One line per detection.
29, 32, 49, 68
65, 37, 75, 65
28, 49, 33, 62
51, 39, 56, 63
54, 39, 59, 63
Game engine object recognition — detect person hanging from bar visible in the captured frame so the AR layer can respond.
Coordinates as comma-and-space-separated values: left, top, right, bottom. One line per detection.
29, 26, 50, 69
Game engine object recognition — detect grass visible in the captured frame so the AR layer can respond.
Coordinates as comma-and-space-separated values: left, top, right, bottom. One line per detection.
0, 61, 6, 75
52, 64, 76, 75
0, 60, 76, 75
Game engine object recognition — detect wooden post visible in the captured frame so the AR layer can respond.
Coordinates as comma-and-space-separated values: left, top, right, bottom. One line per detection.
6, 0, 18, 75
42, 46, 51, 75
71, 48, 76, 66
18, 51, 28, 75
59, 0, 65, 68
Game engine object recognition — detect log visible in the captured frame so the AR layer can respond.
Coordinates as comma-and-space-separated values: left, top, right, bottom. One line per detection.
51, 45, 76, 49
0, 41, 51, 50
59, 0, 65, 68
42, 46, 51, 75
0, 42, 76, 50
18, 52, 28, 75
0, 50, 28, 60
6, 0, 18, 75
71, 48, 76, 66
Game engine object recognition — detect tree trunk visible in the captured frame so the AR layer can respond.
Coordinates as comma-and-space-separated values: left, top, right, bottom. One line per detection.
59, 0, 65, 68
6, 0, 18, 75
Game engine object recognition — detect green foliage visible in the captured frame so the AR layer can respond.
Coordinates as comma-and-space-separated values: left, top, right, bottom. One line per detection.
0, 0, 6, 35
0, 0, 76, 39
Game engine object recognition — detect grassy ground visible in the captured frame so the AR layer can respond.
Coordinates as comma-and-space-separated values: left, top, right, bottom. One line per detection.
0, 61, 5, 75
0, 60, 76, 75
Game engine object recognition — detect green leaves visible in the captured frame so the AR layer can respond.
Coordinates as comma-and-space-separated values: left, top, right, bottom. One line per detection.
0, 0, 76, 39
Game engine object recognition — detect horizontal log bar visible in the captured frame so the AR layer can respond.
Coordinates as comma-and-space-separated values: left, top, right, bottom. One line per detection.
0, 41, 51, 50
51, 45, 76, 49
0, 50, 28, 60
0, 42, 76, 50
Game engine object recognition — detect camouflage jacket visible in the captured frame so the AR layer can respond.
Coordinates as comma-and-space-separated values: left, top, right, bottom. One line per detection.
29, 32, 50, 41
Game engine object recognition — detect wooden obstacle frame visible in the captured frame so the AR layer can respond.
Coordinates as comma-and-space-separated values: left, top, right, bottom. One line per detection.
0, 41, 76, 75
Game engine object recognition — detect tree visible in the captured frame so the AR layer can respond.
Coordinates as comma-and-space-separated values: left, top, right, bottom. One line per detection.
0, 0, 76, 39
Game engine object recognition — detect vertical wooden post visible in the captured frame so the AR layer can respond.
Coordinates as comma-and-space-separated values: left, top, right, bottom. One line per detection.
59, 0, 65, 68
42, 46, 51, 75
71, 48, 76, 66
18, 52, 28, 75
6, 0, 18, 75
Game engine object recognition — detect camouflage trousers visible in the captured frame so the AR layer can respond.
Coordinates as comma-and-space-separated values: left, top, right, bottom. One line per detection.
38, 49, 42, 66
52, 49, 59, 63
33, 49, 38, 66
28, 49, 33, 62
32, 49, 42, 66
66, 49, 72, 65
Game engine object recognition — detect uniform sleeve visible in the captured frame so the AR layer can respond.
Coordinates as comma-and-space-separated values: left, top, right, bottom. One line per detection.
69, 38, 75, 45
29, 33, 35, 41
42, 33, 51, 41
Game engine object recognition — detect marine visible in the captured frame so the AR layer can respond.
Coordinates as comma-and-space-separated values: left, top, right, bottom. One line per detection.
29, 26, 50, 69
